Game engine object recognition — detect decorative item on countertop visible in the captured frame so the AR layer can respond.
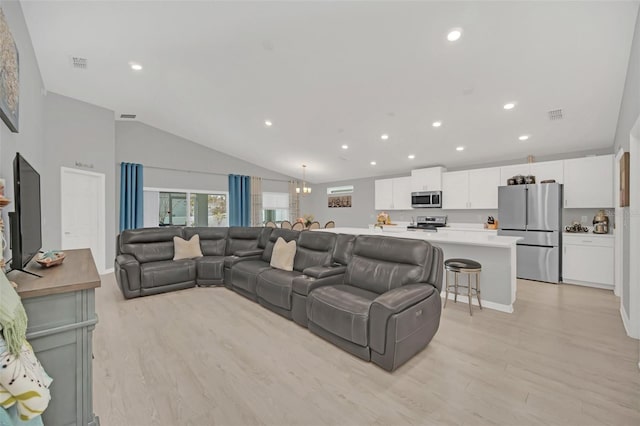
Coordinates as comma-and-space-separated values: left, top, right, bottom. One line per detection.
507, 178, 517, 185
296, 214, 314, 227
524, 175, 536, 184
540, 179, 556, 184
565, 222, 589, 233
35, 251, 66, 268
592, 210, 609, 234
514, 175, 525, 185
485, 216, 498, 230
377, 211, 391, 225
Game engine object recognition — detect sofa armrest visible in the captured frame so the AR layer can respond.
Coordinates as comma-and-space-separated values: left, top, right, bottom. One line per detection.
235, 249, 264, 257
369, 284, 436, 353
292, 273, 345, 296
114, 254, 141, 298
302, 264, 346, 279
224, 253, 261, 269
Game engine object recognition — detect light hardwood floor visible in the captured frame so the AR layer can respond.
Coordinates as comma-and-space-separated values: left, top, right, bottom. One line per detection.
93, 275, 640, 426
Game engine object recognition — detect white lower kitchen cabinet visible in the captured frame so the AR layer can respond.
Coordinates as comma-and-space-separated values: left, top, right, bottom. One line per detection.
562, 234, 614, 289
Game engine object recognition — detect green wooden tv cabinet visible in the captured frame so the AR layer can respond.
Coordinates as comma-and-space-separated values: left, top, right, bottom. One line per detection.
13, 248, 101, 426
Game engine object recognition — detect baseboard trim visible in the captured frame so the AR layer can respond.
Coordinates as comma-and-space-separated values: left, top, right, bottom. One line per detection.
619, 305, 638, 339
562, 279, 614, 290
101, 267, 114, 275
440, 291, 513, 314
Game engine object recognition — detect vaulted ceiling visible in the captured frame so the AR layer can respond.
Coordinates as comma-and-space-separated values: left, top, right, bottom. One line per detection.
22, 1, 638, 183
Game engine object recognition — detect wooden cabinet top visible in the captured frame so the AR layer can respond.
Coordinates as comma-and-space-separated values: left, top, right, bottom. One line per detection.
13, 249, 101, 299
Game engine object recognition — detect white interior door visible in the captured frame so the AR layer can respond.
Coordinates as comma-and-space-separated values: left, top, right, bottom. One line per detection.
61, 167, 105, 273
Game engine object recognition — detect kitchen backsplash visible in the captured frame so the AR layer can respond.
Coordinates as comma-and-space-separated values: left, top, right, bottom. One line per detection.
385, 208, 615, 230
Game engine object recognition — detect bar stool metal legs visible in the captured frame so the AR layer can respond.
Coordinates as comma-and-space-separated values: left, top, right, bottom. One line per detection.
443, 258, 482, 316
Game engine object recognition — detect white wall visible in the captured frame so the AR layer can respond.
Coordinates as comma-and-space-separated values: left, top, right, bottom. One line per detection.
0, 0, 46, 262
42, 92, 116, 269
613, 6, 640, 320
115, 121, 294, 196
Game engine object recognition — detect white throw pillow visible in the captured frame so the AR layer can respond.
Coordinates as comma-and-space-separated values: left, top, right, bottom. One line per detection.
173, 235, 203, 260
270, 237, 297, 272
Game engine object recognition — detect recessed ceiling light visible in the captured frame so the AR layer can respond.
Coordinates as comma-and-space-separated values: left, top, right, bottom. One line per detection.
432, 121, 442, 128
518, 135, 530, 141
380, 134, 389, 140
456, 146, 465, 151
264, 120, 273, 127
130, 63, 143, 71
341, 144, 349, 150
447, 28, 463, 42
503, 102, 516, 110
408, 154, 415, 159
370, 161, 377, 166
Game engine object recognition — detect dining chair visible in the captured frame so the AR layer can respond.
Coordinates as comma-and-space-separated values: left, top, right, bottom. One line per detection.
291, 222, 305, 231
308, 221, 321, 229
265, 221, 277, 228
280, 220, 292, 229
324, 221, 335, 229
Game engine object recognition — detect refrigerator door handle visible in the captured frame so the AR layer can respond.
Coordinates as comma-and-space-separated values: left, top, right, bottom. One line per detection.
524, 186, 528, 230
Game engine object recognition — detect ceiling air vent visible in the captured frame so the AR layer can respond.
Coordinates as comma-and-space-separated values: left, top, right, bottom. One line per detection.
548, 109, 563, 120
70, 57, 88, 70
120, 114, 136, 119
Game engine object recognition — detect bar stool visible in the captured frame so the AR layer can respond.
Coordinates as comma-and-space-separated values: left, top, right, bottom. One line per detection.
443, 258, 482, 316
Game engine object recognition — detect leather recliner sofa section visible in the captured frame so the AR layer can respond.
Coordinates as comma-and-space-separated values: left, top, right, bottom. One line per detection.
255, 231, 337, 319
305, 235, 444, 371
115, 226, 443, 371
116, 226, 273, 298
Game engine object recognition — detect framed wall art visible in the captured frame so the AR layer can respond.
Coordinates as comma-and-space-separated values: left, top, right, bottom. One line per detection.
0, 7, 19, 133
328, 195, 352, 208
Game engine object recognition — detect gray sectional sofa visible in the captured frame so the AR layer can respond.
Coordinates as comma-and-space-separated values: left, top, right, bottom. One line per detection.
115, 226, 443, 371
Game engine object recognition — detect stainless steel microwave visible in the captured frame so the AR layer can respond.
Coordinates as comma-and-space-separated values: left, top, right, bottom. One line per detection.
411, 191, 442, 208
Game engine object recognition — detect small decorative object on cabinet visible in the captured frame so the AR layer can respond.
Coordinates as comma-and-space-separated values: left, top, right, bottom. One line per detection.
35, 250, 66, 267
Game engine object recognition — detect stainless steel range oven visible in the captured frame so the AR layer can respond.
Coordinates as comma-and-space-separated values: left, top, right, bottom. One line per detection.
411, 191, 442, 208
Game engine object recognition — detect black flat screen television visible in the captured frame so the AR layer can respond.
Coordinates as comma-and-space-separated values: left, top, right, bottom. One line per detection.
9, 153, 42, 271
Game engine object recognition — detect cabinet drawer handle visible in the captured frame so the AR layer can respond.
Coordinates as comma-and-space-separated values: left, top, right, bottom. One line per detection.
582, 240, 592, 243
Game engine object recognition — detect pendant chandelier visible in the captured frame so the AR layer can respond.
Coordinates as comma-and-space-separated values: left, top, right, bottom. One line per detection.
296, 164, 312, 195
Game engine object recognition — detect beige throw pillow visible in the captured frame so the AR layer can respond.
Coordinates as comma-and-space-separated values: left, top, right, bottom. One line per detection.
270, 237, 297, 272
173, 235, 203, 260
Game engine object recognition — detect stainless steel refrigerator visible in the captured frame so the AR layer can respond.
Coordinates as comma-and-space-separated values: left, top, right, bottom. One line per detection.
498, 183, 563, 283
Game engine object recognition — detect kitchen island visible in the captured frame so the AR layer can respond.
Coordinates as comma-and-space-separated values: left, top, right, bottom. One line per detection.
318, 227, 522, 313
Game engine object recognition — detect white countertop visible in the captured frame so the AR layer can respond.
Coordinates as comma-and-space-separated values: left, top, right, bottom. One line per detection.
321, 227, 521, 248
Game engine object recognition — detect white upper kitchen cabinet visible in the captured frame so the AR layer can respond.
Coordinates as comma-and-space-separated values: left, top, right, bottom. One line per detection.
563, 155, 613, 208
392, 176, 413, 210
410, 167, 445, 192
441, 171, 469, 209
442, 168, 500, 209
530, 160, 564, 184
499, 164, 529, 186
468, 167, 501, 209
374, 178, 394, 210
